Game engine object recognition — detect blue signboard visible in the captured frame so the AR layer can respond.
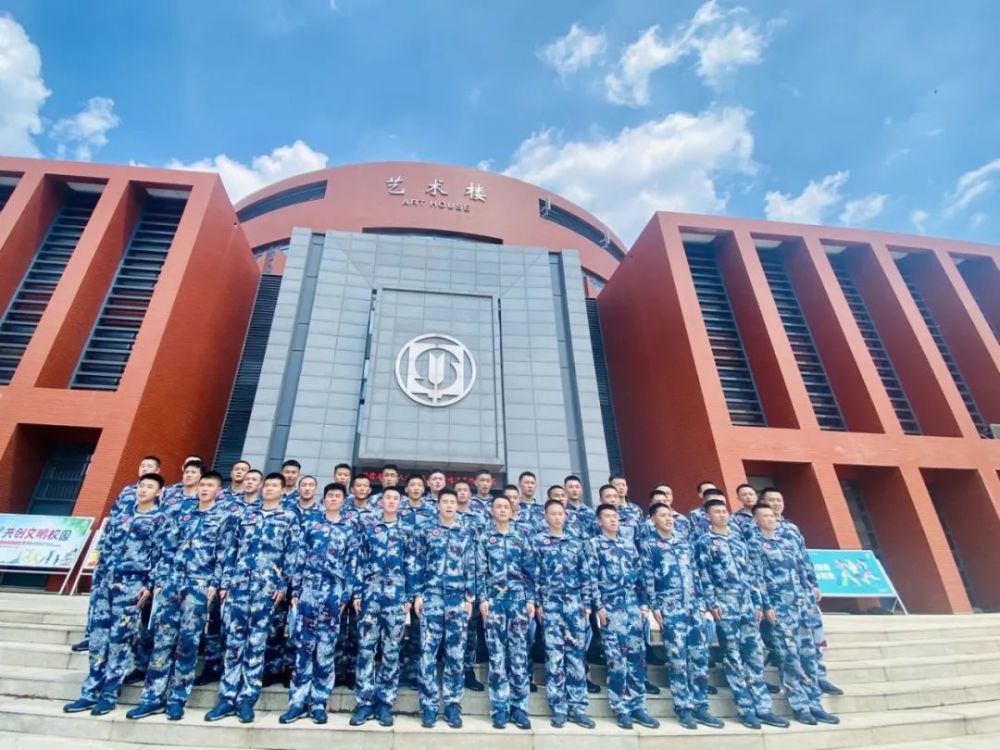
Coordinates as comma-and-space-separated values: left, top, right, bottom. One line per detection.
808, 549, 899, 599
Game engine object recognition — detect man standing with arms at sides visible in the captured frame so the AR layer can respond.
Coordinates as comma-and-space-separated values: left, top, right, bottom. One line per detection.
413, 488, 477, 729
653, 485, 693, 543
163, 455, 202, 497
279, 482, 357, 725
333, 475, 374, 690
371, 464, 400, 506
750, 503, 840, 725
535, 499, 597, 729
590, 504, 660, 730
641, 502, 724, 730
608, 474, 643, 545
517, 471, 544, 534
761, 488, 843, 697
205, 473, 302, 724
333, 463, 352, 487
426, 468, 448, 504
238, 470, 262, 507
455, 479, 487, 693
695, 498, 789, 729
563, 475, 598, 540
730, 484, 759, 542
281, 460, 302, 504
349, 487, 414, 727
477, 495, 534, 730
688, 481, 718, 537
472, 469, 495, 514
161, 460, 204, 516
221, 461, 251, 505
288, 476, 321, 520
127, 471, 235, 721
345, 473, 376, 527
64, 473, 172, 716
399, 474, 436, 689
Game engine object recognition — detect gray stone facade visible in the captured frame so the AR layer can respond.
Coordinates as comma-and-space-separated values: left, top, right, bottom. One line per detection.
241, 228, 610, 499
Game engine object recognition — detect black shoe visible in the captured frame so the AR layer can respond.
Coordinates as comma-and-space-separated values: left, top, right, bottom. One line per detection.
812, 707, 840, 724
491, 712, 507, 729
193, 668, 220, 686
63, 698, 96, 714
705, 683, 718, 695
204, 701, 237, 722
819, 679, 844, 696
401, 677, 420, 691
337, 673, 355, 689
444, 704, 463, 729
349, 705, 375, 726
766, 681, 781, 694
123, 669, 146, 685
677, 710, 697, 730
694, 706, 725, 728
420, 708, 437, 728
126, 700, 165, 720
166, 703, 184, 721
644, 679, 661, 695
70, 638, 90, 653
568, 711, 596, 729
758, 711, 790, 728
550, 713, 566, 728
464, 668, 485, 692
261, 672, 283, 688
237, 700, 255, 724
632, 708, 660, 729
586, 679, 600, 694
310, 706, 327, 724
375, 704, 393, 727
511, 708, 531, 730
616, 711, 633, 729
792, 709, 817, 725
279, 705, 307, 724
90, 698, 116, 716
738, 711, 761, 729
530, 680, 538, 693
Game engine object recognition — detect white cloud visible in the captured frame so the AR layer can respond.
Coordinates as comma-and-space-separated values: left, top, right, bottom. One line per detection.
504, 106, 756, 244
539, 23, 606, 77
49, 96, 120, 161
0, 14, 51, 156
605, 1, 772, 105
944, 157, 1000, 217
167, 140, 329, 202
910, 209, 929, 234
839, 193, 887, 226
970, 212, 987, 229
764, 171, 849, 224
476, 158, 494, 172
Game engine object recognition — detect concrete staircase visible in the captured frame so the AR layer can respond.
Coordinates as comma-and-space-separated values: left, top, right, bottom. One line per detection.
0, 591, 998, 749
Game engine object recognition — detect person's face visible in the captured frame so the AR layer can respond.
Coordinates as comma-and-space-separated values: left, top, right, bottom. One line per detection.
299, 477, 317, 501
282, 465, 300, 489
381, 468, 399, 488
519, 475, 536, 499
548, 486, 567, 505
475, 473, 493, 496
545, 502, 566, 531
598, 508, 619, 534
243, 473, 261, 495
182, 456, 200, 472
697, 482, 717, 498
504, 489, 520, 513
198, 478, 221, 503
438, 493, 457, 520
324, 489, 345, 514
764, 492, 785, 516
656, 485, 674, 506
611, 477, 628, 500
231, 462, 249, 483
138, 458, 160, 477
262, 478, 283, 502
565, 479, 583, 501
738, 486, 758, 509
429, 472, 446, 492
352, 477, 371, 501
182, 466, 202, 488
491, 497, 512, 523
407, 478, 425, 501
650, 493, 668, 509
600, 487, 620, 507
456, 483, 471, 503
707, 504, 730, 527
381, 489, 401, 515
135, 478, 160, 504
653, 507, 674, 534
334, 467, 351, 485
755, 507, 777, 532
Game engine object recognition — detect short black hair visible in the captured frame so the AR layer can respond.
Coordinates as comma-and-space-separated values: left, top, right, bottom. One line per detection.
503, 483, 519, 493
752, 502, 775, 514
351, 474, 370, 486
381, 463, 399, 473
232, 459, 251, 469
736, 483, 755, 494
596, 503, 618, 519
564, 474, 582, 484
649, 489, 667, 501
381, 486, 401, 497
475, 468, 493, 478
141, 455, 162, 466
454, 479, 471, 490
518, 471, 536, 481
703, 488, 726, 500
334, 463, 352, 473
428, 468, 446, 478
299, 474, 317, 484
438, 488, 458, 501
544, 498, 564, 512
406, 475, 425, 486
491, 494, 511, 506
281, 459, 301, 470
608, 473, 626, 483
245, 469, 263, 479
703, 498, 727, 510
760, 486, 781, 500
263, 472, 285, 485
138, 472, 165, 489
201, 470, 223, 485
546, 484, 564, 498
323, 482, 347, 497
648, 502, 670, 517
598, 484, 617, 498
183, 459, 205, 471
696, 479, 716, 494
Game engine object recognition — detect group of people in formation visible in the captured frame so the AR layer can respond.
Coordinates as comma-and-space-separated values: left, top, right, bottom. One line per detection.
64, 454, 844, 732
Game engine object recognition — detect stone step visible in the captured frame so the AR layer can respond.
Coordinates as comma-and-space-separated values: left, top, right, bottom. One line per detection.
0, 696, 999, 750
867, 731, 1000, 749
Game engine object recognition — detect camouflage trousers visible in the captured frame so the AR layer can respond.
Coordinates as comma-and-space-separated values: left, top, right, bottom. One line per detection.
600, 597, 648, 715
716, 610, 773, 715
483, 589, 531, 716
333, 606, 359, 683
771, 605, 822, 713
541, 595, 588, 717
80, 574, 146, 702
219, 587, 279, 705
139, 578, 210, 706
354, 589, 407, 709
656, 605, 710, 713
287, 583, 347, 710
201, 597, 224, 674
418, 589, 470, 714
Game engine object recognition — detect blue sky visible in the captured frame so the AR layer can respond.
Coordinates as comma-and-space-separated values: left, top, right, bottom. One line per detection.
1, 0, 998, 245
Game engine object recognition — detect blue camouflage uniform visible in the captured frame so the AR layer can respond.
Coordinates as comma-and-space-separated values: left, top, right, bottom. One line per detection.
776, 516, 831, 680
616, 501, 644, 547
565, 502, 599, 540
477, 523, 536, 719
458, 505, 488, 673
218, 503, 301, 708
590, 532, 651, 717
730, 508, 757, 542
200, 495, 248, 678
688, 506, 711, 538
398, 500, 437, 683
413, 520, 477, 716
640, 530, 711, 715
286, 513, 358, 712
159, 484, 197, 518
353, 517, 415, 710
333, 502, 376, 684
694, 529, 773, 719
139, 500, 235, 707
535, 531, 597, 719
78, 503, 174, 704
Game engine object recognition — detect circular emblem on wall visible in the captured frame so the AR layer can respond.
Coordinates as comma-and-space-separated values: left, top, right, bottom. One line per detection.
395, 333, 477, 408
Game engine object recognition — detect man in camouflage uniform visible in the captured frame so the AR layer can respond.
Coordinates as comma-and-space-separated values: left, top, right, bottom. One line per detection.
455, 479, 487, 692
126, 471, 235, 721
349, 486, 415, 727
398, 474, 436, 688
205, 472, 301, 724
694, 497, 788, 730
